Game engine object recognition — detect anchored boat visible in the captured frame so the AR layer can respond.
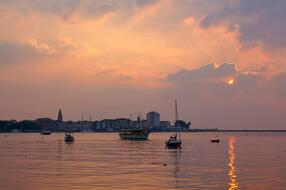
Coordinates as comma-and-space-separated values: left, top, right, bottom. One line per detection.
166, 133, 182, 148
119, 113, 150, 140
119, 128, 150, 140
65, 132, 75, 143
166, 100, 182, 149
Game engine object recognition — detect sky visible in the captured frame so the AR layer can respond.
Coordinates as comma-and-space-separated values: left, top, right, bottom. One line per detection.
0, 0, 286, 129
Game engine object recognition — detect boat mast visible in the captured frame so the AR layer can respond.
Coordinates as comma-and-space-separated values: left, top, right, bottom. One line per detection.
90, 112, 92, 128
175, 99, 179, 122
175, 99, 181, 140
81, 112, 84, 131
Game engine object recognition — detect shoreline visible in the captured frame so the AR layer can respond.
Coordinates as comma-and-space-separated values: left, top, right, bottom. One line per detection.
1, 129, 286, 133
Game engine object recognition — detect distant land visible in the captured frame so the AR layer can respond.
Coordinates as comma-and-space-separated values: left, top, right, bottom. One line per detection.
1, 109, 192, 133
1, 109, 285, 133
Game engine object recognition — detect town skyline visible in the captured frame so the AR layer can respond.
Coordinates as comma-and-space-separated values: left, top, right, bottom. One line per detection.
0, 109, 192, 133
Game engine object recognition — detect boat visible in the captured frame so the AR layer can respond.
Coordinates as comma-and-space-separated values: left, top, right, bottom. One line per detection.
65, 132, 75, 143
211, 135, 220, 143
165, 133, 182, 149
166, 100, 182, 149
119, 113, 150, 140
119, 128, 150, 140
41, 130, 51, 135
211, 139, 220, 143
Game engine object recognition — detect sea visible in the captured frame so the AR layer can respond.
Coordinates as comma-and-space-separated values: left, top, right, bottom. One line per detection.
0, 132, 285, 190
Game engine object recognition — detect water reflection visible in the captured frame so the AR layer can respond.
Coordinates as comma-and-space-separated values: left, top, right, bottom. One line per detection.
174, 149, 181, 178
173, 149, 181, 187
228, 138, 238, 190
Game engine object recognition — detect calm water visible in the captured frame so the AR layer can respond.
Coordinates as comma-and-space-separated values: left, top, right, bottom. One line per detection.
0, 132, 285, 190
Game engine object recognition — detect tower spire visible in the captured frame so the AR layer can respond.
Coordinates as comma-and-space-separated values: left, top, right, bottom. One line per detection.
57, 108, 63, 122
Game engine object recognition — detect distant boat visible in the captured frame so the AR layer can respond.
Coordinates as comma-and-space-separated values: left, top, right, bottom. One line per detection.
41, 130, 51, 135
65, 132, 75, 143
166, 100, 182, 149
211, 135, 220, 143
211, 139, 220, 143
119, 113, 150, 140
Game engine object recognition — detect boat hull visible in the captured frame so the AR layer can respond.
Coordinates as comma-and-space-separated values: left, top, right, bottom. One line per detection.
65, 137, 74, 143
65, 133, 75, 143
165, 140, 182, 149
41, 131, 51, 135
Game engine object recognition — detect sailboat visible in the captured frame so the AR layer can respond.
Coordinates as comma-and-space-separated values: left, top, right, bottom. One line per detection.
65, 124, 75, 143
65, 132, 75, 142
165, 100, 182, 149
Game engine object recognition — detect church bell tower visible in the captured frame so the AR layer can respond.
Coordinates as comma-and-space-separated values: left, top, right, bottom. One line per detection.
57, 109, 63, 122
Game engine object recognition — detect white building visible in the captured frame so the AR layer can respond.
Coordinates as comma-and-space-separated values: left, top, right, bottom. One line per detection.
146, 111, 160, 127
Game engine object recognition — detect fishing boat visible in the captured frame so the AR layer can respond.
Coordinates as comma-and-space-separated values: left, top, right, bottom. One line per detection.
119, 113, 150, 140
65, 132, 75, 143
166, 100, 182, 149
119, 128, 150, 140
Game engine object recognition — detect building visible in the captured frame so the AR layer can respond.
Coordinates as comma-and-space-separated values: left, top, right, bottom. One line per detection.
35, 118, 56, 131
94, 118, 131, 131
159, 121, 171, 128
114, 118, 131, 129
175, 120, 191, 129
146, 111, 160, 127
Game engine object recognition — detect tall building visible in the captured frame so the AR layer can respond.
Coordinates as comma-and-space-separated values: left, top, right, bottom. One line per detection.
57, 109, 63, 122
146, 111, 160, 127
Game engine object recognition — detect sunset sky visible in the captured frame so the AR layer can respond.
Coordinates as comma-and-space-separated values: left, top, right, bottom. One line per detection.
0, 0, 286, 129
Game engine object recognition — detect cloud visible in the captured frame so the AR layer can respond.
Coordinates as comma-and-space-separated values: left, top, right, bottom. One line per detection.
0, 0, 119, 20
0, 37, 82, 65
0, 42, 47, 65
199, 0, 286, 50
165, 63, 286, 129
168, 63, 237, 83
135, 0, 158, 7
269, 72, 286, 97
0, 0, 159, 21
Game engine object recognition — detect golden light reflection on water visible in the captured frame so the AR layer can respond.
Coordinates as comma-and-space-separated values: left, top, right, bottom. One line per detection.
228, 138, 238, 190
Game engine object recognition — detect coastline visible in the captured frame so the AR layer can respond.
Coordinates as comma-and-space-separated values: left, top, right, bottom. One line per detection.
1, 129, 286, 133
